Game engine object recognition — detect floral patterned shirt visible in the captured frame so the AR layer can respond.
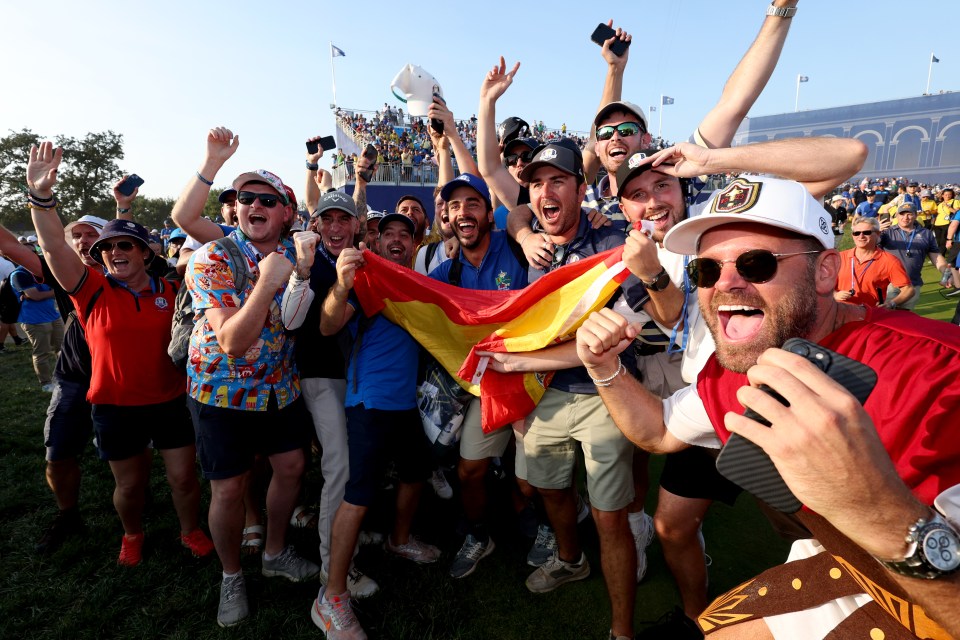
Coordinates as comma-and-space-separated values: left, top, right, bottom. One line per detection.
186, 229, 299, 411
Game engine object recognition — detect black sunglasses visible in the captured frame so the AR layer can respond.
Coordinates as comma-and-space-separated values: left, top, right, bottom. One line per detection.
686, 249, 821, 289
596, 121, 644, 142
98, 240, 138, 252
851, 230, 875, 237
504, 150, 535, 168
237, 191, 282, 208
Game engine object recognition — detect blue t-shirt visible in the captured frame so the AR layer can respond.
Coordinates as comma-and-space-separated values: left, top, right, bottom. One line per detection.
10, 267, 60, 324
428, 230, 528, 291
855, 201, 882, 217
344, 312, 419, 411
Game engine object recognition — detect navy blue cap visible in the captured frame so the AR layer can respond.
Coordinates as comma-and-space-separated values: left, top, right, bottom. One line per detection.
90, 219, 155, 265
378, 212, 416, 234
218, 188, 237, 204
440, 173, 492, 209
519, 142, 584, 183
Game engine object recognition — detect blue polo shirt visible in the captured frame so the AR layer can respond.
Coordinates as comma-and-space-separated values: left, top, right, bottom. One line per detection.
344, 311, 419, 411
428, 230, 528, 291
10, 267, 60, 325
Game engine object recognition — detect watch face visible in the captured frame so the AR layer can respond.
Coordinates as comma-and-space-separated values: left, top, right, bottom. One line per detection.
922, 527, 960, 572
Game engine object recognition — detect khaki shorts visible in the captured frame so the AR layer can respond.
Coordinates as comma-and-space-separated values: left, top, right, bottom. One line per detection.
459, 398, 511, 460
523, 388, 634, 511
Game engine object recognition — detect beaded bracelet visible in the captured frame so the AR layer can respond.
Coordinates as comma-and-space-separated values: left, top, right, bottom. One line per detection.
590, 356, 624, 387
196, 171, 214, 186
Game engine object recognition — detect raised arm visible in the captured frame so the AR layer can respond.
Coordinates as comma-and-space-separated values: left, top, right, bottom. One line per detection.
304, 137, 325, 214
429, 96, 479, 179
320, 247, 362, 336
583, 20, 631, 184
171, 127, 239, 242
476, 57, 522, 208
26, 144, 85, 292
696, 0, 799, 148
0, 226, 42, 277
641, 137, 867, 199
111, 175, 138, 221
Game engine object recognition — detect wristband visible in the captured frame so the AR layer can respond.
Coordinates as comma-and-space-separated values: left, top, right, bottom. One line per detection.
306, 161, 319, 171
195, 171, 214, 186
27, 190, 55, 203
590, 356, 624, 387
766, 3, 797, 17
117, 207, 131, 214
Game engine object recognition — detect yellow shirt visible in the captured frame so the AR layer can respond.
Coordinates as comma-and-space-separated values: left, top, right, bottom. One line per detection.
935, 199, 960, 226
919, 199, 937, 224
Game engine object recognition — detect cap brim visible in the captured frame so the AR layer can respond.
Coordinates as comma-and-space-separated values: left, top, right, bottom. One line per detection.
663, 213, 828, 255
518, 160, 575, 183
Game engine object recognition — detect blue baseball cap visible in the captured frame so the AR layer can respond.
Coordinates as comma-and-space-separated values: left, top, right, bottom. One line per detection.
218, 188, 237, 204
440, 173, 492, 210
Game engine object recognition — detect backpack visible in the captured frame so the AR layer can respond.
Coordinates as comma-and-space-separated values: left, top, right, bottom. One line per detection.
168, 236, 251, 369
0, 273, 23, 323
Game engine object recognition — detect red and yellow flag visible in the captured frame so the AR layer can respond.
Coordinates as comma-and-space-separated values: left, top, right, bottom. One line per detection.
352, 247, 629, 431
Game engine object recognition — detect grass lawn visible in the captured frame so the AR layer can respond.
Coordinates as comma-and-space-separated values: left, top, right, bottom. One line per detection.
0, 247, 955, 639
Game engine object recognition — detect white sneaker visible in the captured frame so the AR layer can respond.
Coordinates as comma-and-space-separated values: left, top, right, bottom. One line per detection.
385, 536, 440, 564
631, 512, 655, 583
311, 586, 367, 639
429, 469, 453, 500
319, 566, 380, 599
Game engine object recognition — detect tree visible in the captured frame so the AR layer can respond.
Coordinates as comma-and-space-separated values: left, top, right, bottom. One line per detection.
0, 129, 42, 229
134, 196, 175, 230
55, 131, 125, 218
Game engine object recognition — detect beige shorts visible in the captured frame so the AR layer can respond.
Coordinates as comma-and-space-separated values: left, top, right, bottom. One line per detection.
460, 399, 528, 479
522, 388, 634, 511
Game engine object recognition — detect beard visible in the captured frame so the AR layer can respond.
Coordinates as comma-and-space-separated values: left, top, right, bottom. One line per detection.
702, 262, 820, 374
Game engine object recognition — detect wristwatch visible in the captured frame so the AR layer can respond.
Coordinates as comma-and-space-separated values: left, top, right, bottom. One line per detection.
641, 267, 672, 292
877, 511, 960, 579
766, 3, 797, 18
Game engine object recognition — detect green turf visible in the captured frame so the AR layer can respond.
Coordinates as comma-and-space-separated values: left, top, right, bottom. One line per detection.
0, 260, 955, 638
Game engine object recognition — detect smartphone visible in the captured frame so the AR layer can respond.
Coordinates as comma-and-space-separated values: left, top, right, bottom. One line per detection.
590, 23, 630, 57
714, 338, 877, 513
320, 136, 336, 152
879, 212, 891, 225
430, 93, 445, 135
117, 174, 144, 197
358, 144, 377, 182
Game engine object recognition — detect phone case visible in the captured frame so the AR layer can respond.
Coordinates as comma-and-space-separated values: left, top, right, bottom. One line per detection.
117, 174, 144, 197
320, 136, 337, 152
590, 24, 628, 56
714, 338, 877, 513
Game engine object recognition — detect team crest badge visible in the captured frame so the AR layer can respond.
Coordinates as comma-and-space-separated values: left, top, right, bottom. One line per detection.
155, 297, 169, 310
539, 148, 557, 161
711, 178, 762, 214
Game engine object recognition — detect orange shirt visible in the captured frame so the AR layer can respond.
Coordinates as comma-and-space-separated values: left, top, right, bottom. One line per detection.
835, 248, 910, 307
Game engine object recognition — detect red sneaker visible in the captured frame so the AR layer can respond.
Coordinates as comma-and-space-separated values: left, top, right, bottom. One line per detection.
181, 528, 215, 558
118, 533, 144, 566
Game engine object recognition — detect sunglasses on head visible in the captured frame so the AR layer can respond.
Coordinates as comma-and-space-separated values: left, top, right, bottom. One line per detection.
504, 149, 535, 168
851, 230, 875, 237
596, 121, 644, 142
237, 191, 282, 208
99, 240, 138, 252
686, 249, 821, 289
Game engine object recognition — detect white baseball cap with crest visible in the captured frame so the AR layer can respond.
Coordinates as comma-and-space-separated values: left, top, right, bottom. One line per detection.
663, 175, 835, 255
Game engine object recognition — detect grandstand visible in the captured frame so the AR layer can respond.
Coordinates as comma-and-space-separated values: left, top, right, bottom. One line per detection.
330, 105, 590, 215
732, 91, 960, 185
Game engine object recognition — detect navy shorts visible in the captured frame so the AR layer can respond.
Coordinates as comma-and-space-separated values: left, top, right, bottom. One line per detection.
92, 395, 195, 462
343, 405, 432, 507
659, 446, 742, 506
188, 394, 312, 480
44, 378, 94, 461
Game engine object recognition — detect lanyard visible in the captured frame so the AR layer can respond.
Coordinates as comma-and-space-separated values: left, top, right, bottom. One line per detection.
898, 227, 918, 254
667, 255, 690, 354
850, 255, 876, 292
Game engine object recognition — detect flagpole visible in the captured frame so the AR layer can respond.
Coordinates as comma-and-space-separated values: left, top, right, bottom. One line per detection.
330, 41, 338, 106
926, 54, 934, 95
795, 75, 801, 112
658, 95, 664, 138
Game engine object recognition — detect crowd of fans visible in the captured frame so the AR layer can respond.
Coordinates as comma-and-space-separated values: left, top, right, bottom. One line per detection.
2, 5, 960, 640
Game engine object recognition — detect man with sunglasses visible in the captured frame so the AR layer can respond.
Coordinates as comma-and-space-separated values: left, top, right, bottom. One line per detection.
613, 136, 867, 637
835, 216, 913, 309
879, 203, 947, 310
576, 166, 960, 638
185, 161, 319, 627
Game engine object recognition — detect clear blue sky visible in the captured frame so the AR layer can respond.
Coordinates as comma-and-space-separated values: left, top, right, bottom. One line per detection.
1, 1, 955, 201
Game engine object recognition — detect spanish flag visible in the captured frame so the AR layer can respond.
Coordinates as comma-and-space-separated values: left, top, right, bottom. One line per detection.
352, 247, 629, 431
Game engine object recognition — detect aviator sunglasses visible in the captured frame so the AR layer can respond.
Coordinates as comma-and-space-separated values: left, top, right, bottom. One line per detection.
850, 230, 875, 237
237, 191, 282, 208
686, 249, 821, 289
98, 240, 138, 252
596, 121, 644, 141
